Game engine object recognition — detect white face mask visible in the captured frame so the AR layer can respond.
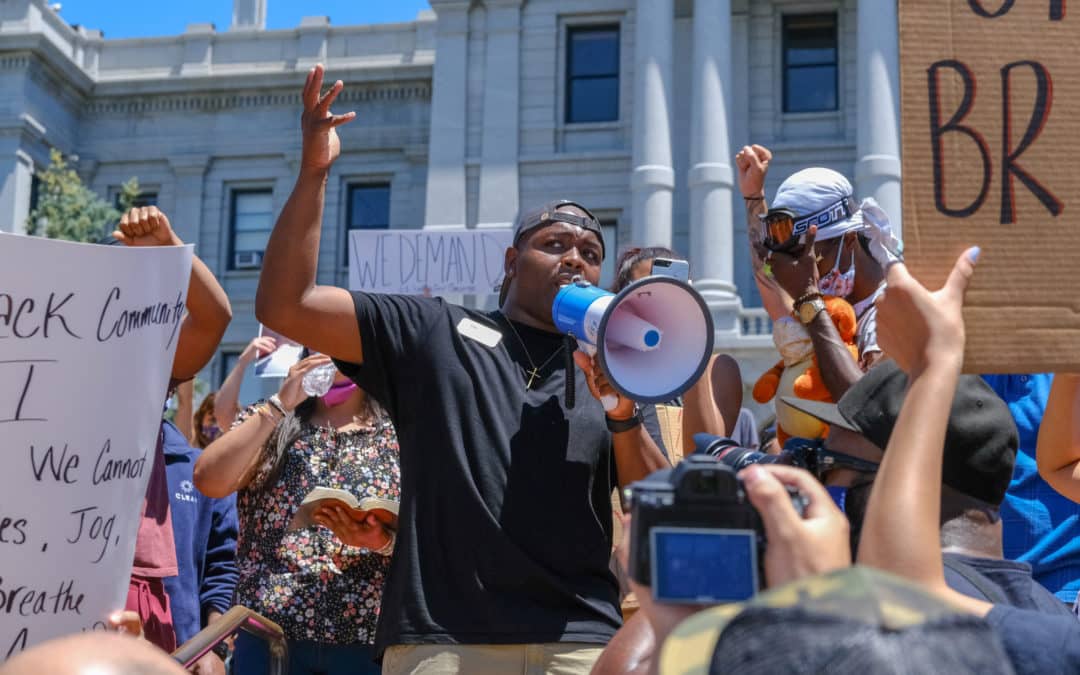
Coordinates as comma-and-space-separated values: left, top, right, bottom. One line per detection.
819, 237, 856, 298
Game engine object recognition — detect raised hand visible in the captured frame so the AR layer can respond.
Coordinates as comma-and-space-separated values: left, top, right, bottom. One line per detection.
277, 353, 333, 411
735, 144, 772, 199
874, 247, 979, 376
300, 64, 357, 172
240, 335, 278, 363
766, 224, 821, 302
112, 206, 182, 247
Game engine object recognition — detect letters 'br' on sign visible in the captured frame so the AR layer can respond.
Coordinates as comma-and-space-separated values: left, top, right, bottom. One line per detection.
899, 0, 1077, 372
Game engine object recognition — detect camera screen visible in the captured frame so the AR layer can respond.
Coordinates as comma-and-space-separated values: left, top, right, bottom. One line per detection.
650, 527, 758, 604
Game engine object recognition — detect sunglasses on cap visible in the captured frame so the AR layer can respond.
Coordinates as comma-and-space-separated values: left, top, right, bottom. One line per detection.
760, 196, 858, 252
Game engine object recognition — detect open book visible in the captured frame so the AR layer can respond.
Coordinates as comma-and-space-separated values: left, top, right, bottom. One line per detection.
288, 486, 400, 531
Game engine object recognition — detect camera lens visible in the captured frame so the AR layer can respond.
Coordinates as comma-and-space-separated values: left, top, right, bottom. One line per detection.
716, 446, 792, 473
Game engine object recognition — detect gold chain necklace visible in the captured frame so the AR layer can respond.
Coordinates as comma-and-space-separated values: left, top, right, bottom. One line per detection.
501, 314, 565, 390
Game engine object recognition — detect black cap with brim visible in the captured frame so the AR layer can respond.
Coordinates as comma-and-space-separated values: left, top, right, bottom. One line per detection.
781, 360, 1018, 505
511, 199, 605, 257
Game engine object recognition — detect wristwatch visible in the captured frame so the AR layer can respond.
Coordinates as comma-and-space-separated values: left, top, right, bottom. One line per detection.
607, 405, 644, 433
796, 296, 826, 325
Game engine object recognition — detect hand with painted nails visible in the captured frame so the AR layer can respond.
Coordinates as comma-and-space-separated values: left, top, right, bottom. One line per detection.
874, 247, 980, 376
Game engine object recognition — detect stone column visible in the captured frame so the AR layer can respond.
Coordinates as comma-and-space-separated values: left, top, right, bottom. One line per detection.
476, 0, 521, 229
855, 0, 902, 237
689, 0, 741, 334
0, 146, 34, 234
168, 154, 209, 248
424, 1, 471, 229
630, 0, 674, 247
232, 0, 267, 31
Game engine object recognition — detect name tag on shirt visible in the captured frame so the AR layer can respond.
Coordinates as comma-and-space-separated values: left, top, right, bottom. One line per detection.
457, 318, 503, 348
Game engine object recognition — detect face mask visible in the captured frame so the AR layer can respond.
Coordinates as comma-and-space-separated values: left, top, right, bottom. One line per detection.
321, 381, 358, 407
201, 424, 222, 442
818, 237, 856, 298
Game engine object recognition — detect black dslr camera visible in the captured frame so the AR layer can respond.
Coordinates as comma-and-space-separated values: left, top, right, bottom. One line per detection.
696, 433, 881, 478
626, 454, 807, 604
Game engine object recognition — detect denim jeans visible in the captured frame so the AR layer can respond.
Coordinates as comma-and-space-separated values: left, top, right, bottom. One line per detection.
233, 631, 381, 675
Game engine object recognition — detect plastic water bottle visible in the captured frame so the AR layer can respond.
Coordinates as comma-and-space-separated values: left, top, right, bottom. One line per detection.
301, 363, 337, 398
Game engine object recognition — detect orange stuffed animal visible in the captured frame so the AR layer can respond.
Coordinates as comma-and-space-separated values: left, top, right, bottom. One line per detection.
753, 296, 859, 445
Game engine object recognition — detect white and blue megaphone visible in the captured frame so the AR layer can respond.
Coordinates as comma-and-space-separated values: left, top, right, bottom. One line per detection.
552, 275, 715, 410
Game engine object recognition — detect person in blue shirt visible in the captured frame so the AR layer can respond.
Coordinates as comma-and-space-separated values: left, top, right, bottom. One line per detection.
982, 373, 1080, 604
162, 418, 239, 674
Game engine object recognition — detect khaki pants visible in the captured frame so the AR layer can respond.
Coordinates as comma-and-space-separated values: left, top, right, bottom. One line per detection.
382, 643, 604, 675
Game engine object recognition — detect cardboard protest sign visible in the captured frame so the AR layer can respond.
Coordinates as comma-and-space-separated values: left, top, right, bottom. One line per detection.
348, 229, 512, 296
899, 0, 1077, 372
0, 233, 192, 658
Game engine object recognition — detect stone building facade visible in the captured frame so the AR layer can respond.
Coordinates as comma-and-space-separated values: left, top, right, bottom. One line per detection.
0, 0, 900, 411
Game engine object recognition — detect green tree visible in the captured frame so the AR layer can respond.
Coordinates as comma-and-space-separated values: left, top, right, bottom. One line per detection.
26, 149, 140, 243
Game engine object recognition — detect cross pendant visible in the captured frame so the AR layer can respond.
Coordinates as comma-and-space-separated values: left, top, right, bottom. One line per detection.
526, 367, 541, 390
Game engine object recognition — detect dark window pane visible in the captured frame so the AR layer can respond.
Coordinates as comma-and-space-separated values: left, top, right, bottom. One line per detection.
783, 13, 838, 113
568, 77, 619, 123
349, 185, 391, 230
785, 65, 838, 112
570, 29, 619, 77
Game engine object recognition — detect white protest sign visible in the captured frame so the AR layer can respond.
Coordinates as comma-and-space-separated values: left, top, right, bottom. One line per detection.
0, 233, 192, 658
348, 229, 512, 295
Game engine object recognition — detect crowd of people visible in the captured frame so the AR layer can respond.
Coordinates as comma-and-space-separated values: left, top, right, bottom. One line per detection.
5, 63, 1080, 675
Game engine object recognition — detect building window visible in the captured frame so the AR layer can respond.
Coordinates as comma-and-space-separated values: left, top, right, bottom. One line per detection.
345, 183, 391, 263
566, 26, 620, 124
599, 219, 618, 288
229, 189, 274, 270
29, 174, 40, 213
782, 13, 839, 113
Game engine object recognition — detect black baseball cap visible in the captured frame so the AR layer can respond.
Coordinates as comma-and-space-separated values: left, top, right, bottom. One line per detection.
782, 361, 1018, 505
511, 199, 605, 257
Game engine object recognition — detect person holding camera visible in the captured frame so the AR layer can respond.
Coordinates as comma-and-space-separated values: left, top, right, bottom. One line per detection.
254, 65, 669, 675
736, 145, 901, 400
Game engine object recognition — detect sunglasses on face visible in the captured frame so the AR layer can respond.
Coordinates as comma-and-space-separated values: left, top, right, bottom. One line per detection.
760, 196, 858, 252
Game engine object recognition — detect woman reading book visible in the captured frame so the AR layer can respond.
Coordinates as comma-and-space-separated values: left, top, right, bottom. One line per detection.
194, 351, 400, 675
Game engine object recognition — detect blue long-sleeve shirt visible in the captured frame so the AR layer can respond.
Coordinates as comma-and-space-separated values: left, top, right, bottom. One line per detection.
983, 374, 1080, 602
161, 420, 239, 644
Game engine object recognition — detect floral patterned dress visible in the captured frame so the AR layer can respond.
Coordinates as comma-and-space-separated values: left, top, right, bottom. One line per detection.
233, 404, 400, 645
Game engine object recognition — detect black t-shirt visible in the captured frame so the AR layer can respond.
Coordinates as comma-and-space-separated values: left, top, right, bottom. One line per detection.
334, 293, 667, 651
985, 605, 1080, 675
944, 553, 1073, 617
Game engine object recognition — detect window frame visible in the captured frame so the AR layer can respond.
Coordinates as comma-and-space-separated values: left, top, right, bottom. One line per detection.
564, 24, 622, 125
781, 12, 840, 115
343, 182, 392, 265
228, 187, 275, 271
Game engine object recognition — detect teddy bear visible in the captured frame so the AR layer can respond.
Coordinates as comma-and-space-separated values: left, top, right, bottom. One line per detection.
752, 296, 860, 446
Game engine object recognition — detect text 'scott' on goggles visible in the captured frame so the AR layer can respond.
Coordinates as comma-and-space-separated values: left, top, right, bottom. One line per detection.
760, 196, 858, 252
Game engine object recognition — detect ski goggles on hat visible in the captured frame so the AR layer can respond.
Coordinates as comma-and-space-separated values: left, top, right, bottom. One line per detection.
760, 196, 858, 252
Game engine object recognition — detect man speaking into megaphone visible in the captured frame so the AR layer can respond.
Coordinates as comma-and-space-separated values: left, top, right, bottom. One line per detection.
258, 76, 672, 675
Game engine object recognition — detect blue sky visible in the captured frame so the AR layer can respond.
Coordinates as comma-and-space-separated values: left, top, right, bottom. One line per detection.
57, 1, 433, 39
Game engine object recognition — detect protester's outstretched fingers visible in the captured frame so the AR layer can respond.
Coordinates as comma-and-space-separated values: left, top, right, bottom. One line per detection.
317, 79, 344, 113
303, 65, 321, 110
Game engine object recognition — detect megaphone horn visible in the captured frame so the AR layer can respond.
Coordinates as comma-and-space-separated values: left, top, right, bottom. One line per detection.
553, 276, 715, 410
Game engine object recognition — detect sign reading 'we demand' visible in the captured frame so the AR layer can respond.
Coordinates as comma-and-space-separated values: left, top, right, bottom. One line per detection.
900, 0, 1078, 372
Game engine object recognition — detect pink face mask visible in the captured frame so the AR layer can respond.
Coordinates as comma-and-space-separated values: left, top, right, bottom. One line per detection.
321, 381, 358, 407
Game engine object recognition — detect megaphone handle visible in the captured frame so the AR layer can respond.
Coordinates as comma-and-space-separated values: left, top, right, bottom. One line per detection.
575, 341, 620, 411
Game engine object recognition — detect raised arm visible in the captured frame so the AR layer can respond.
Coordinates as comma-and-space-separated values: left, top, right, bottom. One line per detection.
856, 248, 991, 616
113, 207, 232, 382
195, 354, 330, 497
255, 64, 363, 364
1037, 374, 1080, 502
214, 335, 276, 429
